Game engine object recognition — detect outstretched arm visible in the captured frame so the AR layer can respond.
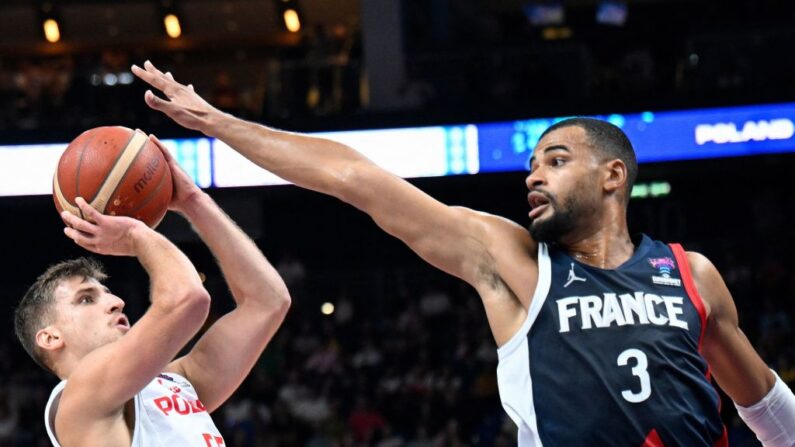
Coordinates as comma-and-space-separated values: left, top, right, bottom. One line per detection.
691, 252, 795, 446
152, 137, 291, 413
57, 199, 210, 442
131, 61, 535, 299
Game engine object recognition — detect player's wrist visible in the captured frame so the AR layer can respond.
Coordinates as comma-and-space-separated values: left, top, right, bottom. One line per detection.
201, 109, 235, 139
126, 219, 158, 256
175, 190, 211, 220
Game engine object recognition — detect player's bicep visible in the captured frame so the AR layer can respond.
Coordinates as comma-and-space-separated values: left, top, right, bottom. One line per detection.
690, 252, 775, 406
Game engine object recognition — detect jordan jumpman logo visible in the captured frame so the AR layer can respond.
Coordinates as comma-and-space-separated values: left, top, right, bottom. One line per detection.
564, 262, 586, 288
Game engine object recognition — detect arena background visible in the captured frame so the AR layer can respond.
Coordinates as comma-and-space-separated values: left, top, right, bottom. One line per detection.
0, 0, 794, 445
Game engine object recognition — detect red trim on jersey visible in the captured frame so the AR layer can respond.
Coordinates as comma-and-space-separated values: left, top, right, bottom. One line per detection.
714, 426, 728, 447
669, 244, 707, 354
642, 429, 665, 447
671, 243, 729, 447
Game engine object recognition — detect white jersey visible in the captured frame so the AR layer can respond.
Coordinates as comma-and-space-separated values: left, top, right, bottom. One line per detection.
495, 243, 551, 446
45, 372, 225, 447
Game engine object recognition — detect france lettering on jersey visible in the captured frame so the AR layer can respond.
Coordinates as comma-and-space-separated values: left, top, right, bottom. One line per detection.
45, 372, 225, 446
496, 235, 728, 446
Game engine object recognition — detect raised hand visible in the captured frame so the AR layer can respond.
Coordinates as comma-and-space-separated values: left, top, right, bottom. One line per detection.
147, 134, 203, 214
61, 197, 148, 256
131, 60, 221, 133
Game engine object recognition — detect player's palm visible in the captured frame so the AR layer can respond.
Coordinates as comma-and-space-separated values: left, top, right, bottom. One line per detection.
146, 134, 201, 213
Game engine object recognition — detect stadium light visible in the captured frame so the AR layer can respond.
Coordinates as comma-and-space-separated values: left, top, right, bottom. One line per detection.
43, 18, 60, 43
163, 13, 182, 38
274, 0, 303, 33
159, 0, 183, 39
39, 2, 62, 43
283, 9, 301, 32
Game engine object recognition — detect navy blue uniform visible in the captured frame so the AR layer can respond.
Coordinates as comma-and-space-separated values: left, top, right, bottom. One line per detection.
496, 235, 727, 446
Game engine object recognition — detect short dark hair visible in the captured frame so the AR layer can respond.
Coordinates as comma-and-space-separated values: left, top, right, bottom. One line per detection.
14, 258, 107, 373
540, 117, 638, 201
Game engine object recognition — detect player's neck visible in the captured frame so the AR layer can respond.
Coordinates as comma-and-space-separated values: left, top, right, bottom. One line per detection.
562, 219, 633, 270
53, 351, 81, 381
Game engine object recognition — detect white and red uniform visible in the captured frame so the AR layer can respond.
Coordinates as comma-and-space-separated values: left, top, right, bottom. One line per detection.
45, 372, 225, 446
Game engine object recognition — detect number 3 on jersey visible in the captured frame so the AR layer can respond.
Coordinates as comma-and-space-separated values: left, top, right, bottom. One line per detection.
617, 348, 652, 403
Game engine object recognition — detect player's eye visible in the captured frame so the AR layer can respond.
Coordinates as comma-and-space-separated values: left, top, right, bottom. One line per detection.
552, 157, 566, 166
79, 295, 94, 304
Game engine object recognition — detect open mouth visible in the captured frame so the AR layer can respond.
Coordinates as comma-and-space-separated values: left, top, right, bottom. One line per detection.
528, 192, 551, 219
115, 315, 130, 329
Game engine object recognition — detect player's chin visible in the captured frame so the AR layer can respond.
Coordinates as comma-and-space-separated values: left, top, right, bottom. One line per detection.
529, 211, 554, 228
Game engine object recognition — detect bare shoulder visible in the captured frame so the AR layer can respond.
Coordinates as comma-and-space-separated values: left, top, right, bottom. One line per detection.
457, 207, 537, 266
460, 207, 536, 247
55, 343, 121, 417
684, 250, 731, 320
55, 375, 131, 446
684, 250, 715, 281
459, 208, 539, 305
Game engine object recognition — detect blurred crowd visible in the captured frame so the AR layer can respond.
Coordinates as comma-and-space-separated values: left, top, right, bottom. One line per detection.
0, 22, 363, 134
2, 3, 795, 135
0, 229, 793, 446
1, 3, 794, 445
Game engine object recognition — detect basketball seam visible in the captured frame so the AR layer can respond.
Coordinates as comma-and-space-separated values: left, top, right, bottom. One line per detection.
86, 129, 138, 204
66, 130, 100, 216
90, 132, 148, 214
74, 131, 98, 204
127, 160, 170, 217
102, 134, 150, 215
52, 174, 80, 215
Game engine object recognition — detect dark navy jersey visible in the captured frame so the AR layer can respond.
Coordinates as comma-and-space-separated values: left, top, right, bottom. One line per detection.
496, 235, 728, 446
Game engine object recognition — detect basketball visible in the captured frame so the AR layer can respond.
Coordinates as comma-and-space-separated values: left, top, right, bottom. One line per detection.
53, 126, 173, 228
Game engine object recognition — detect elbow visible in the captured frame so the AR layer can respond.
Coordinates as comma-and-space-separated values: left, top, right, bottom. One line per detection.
239, 283, 291, 320
175, 287, 212, 324
269, 284, 292, 319
275, 291, 292, 319
265, 287, 292, 325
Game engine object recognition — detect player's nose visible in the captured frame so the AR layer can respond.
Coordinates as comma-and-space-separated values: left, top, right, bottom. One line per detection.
526, 167, 545, 190
106, 295, 126, 314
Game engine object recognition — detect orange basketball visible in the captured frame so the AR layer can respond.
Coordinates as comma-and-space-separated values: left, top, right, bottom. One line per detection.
53, 126, 173, 228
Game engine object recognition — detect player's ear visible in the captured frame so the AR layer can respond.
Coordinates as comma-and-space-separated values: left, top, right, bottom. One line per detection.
603, 159, 627, 195
36, 326, 65, 352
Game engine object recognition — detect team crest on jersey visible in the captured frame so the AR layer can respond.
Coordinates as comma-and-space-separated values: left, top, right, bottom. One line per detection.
648, 257, 681, 287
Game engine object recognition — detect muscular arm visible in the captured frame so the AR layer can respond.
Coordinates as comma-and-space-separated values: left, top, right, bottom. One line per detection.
57, 199, 210, 442
133, 62, 538, 346
689, 251, 775, 406
206, 126, 536, 344
212, 125, 497, 285
165, 191, 291, 413
132, 61, 535, 294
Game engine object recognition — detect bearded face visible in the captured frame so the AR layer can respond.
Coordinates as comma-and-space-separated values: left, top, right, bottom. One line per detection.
528, 178, 598, 244
526, 126, 605, 244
